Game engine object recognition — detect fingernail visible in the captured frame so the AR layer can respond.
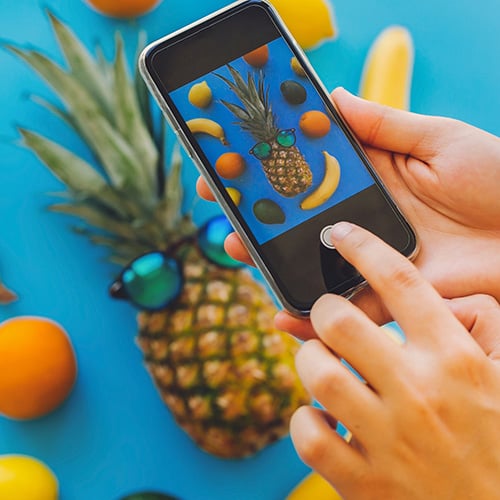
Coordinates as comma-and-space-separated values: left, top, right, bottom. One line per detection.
329, 221, 353, 243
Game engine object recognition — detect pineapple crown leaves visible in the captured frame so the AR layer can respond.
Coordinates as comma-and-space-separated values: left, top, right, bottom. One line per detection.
4, 12, 196, 265
4, 16, 157, 204
215, 64, 278, 141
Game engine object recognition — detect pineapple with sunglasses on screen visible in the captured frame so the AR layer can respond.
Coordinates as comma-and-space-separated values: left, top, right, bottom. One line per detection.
7, 13, 310, 458
217, 64, 313, 197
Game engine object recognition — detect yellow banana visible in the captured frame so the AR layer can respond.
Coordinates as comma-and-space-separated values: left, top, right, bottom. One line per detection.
300, 151, 341, 210
287, 471, 343, 500
359, 26, 414, 110
186, 118, 228, 145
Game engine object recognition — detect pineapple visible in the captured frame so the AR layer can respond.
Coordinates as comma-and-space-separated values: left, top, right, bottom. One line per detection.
7, 14, 310, 458
217, 65, 313, 197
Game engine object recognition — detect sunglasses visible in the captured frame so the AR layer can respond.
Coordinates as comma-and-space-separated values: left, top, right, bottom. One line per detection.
249, 128, 296, 160
109, 215, 242, 311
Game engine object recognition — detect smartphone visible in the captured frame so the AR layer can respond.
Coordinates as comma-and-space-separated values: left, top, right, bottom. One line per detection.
139, 0, 418, 316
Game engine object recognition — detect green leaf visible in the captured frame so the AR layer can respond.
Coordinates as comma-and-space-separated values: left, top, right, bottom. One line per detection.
29, 94, 78, 131
156, 118, 166, 197
219, 99, 250, 121
161, 144, 183, 230
18, 128, 133, 216
6, 46, 152, 200
134, 30, 154, 136
20, 127, 106, 192
83, 232, 152, 262
95, 43, 113, 82
49, 203, 136, 240
112, 33, 158, 196
47, 11, 113, 120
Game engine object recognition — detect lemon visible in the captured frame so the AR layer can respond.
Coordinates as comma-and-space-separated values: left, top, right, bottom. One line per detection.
290, 57, 307, 77
269, 0, 336, 50
0, 455, 58, 500
226, 187, 242, 206
188, 81, 213, 109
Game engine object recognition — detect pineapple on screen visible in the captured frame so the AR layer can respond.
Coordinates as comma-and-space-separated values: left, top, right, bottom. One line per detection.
217, 65, 313, 198
7, 13, 311, 458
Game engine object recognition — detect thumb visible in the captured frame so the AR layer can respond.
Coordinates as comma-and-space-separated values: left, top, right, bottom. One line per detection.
331, 87, 440, 161
447, 294, 500, 361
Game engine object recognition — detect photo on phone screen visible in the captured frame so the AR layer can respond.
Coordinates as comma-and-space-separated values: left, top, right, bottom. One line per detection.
170, 38, 375, 246
141, 1, 417, 314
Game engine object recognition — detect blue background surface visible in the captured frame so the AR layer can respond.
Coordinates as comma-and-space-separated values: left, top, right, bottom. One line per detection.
0, 1, 499, 499
171, 37, 373, 244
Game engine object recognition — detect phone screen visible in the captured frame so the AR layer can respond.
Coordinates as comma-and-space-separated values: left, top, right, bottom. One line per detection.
143, 1, 417, 313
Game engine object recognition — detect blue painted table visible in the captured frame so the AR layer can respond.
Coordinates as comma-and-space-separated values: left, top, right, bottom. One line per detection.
1, 1, 499, 499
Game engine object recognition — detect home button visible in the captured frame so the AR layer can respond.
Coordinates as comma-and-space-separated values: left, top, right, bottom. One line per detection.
320, 225, 336, 249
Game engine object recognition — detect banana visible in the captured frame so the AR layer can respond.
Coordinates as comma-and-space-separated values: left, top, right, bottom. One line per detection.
287, 471, 342, 500
359, 26, 414, 110
186, 118, 228, 145
300, 151, 341, 210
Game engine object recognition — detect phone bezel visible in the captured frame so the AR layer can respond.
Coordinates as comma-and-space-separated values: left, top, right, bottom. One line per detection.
139, 0, 419, 316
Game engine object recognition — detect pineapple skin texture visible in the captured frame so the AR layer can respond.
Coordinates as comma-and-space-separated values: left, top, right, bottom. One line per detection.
137, 248, 311, 458
263, 141, 313, 197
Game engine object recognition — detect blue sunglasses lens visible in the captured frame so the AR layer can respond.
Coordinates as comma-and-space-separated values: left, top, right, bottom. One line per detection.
251, 141, 272, 160
122, 252, 183, 310
276, 129, 296, 147
198, 216, 243, 269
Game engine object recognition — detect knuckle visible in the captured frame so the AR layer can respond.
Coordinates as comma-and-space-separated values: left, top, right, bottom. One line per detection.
294, 424, 330, 466
307, 360, 343, 401
395, 380, 443, 426
443, 344, 484, 381
313, 296, 361, 340
386, 261, 421, 290
323, 305, 358, 335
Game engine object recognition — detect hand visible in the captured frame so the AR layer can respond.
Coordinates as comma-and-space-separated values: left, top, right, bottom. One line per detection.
197, 89, 500, 335
290, 222, 500, 499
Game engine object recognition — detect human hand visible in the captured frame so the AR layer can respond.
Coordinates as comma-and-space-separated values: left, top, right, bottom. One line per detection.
290, 222, 500, 499
197, 88, 500, 333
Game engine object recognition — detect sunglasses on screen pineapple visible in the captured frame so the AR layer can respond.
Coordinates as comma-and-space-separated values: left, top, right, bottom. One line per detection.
109, 215, 242, 311
249, 129, 296, 160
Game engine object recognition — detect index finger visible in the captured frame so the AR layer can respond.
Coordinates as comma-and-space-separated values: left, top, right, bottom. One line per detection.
331, 88, 441, 161
328, 222, 460, 345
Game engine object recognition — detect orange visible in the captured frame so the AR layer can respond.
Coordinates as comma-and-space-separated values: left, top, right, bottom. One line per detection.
0, 316, 77, 420
215, 153, 246, 179
85, 0, 162, 18
243, 45, 269, 68
299, 110, 331, 138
